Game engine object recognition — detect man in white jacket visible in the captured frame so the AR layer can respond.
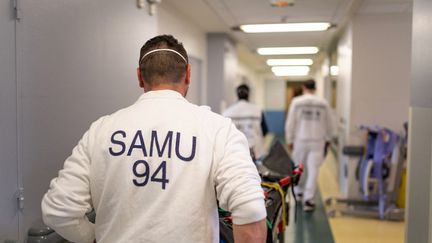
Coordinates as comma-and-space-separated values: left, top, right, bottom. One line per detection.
41, 35, 266, 243
285, 79, 334, 212
223, 84, 268, 160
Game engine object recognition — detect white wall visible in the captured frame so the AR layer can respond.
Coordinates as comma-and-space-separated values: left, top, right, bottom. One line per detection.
336, 12, 412, 148
206, 36, 266, 113
158, 1, 207, 105
17, 0, 157, 238
254, 77, 266, 108
406, 1, 432, 241
206, 33, 226, 112
158, 2, 206, 60
351, 13, 411, 132
264, 79, 286, 110
223, 40, 239, 108
314, 57, 330, 99
0, 0, 19, 239
337, 23, 354, 142
221, 40, 267, 111
237, 62, 265, 108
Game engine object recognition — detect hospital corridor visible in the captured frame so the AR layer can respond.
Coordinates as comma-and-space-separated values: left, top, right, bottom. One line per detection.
0, 0, 430, 242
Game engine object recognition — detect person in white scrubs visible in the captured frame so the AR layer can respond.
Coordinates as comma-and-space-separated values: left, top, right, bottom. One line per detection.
223, 84, 268, 160
41, 35, 267, 243
285, 79, 334, 212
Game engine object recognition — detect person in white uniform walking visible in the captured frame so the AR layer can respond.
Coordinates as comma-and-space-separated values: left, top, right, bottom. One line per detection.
285, 79, 334, 212
41, 35, 267, 243
223, 84, 268, 160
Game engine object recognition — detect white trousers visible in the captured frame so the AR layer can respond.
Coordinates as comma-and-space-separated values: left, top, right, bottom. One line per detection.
292, 140, 325, 202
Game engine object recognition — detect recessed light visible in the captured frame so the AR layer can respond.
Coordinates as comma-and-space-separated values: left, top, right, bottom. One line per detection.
267, 59, 313, 66
240, 22, 331, 33
258, 47, 319, 55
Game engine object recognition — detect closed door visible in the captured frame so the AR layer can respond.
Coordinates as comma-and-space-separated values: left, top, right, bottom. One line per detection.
0, 0, 20, 241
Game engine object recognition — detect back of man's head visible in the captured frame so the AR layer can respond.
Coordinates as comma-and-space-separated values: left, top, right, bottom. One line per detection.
303, 79, 316, 91
139, 35, 188, 86
237, 84, 250, 101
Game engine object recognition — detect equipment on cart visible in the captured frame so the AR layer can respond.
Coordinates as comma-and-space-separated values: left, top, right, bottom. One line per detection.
260, 140, 294, 176
219, 164, 304, 243
326, 124, 407, 220
219, 140, 304, 243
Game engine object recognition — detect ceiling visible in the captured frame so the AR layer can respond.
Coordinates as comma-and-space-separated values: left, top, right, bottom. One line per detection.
163, 0, 412, 77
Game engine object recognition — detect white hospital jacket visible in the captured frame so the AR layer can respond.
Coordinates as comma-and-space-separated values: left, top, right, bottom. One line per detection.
41, 90, 266, 243
222, 100, 265, 158
285, 94, 335, 145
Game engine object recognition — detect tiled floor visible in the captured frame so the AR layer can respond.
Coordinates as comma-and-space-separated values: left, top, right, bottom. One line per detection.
319, 152, 405, 243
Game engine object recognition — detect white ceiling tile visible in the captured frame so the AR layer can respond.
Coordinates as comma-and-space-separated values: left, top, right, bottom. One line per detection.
162, 0, 411, 74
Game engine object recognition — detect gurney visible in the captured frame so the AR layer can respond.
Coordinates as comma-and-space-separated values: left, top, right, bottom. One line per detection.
219, 141, 304, 243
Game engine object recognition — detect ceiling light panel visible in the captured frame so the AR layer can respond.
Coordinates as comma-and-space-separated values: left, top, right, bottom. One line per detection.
272, 66, 310, 76
258, 47, 319, 55
273, 71, 309, 77
267, 59, 313, 66
240, 22, 331, 33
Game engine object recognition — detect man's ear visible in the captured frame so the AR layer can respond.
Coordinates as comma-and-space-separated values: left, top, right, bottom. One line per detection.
137, 68, 144, 88
185, 64, 191, 86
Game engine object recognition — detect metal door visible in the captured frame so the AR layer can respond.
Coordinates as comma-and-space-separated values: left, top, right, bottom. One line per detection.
0, 0, 20, 242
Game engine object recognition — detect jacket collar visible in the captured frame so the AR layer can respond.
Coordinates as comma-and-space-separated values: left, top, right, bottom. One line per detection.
136, 90, 186, 103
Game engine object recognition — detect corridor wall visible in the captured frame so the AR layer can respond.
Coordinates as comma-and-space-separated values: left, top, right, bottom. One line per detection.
337, 12, 412, 144
158, 1, 207, 105
9, 0, 157, 240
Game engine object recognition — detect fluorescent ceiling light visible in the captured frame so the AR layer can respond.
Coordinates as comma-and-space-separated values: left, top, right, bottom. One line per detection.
257, 47, 319, 55
240, 22, 331, 33
273, 71, 309, 76
272, 66, 310, 76
267, 58, 313, 66
330, 65, 339, 76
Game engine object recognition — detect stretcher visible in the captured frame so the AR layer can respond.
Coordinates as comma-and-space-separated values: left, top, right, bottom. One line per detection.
219, 141, 304, 243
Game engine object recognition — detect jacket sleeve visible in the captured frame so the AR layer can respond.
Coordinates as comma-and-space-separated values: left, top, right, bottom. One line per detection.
41, 120, 100, 243
213, 122, 266, 225
285, 101, 297, 144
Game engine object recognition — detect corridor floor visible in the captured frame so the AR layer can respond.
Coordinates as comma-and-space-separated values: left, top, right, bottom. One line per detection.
284, 151, 405, 243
